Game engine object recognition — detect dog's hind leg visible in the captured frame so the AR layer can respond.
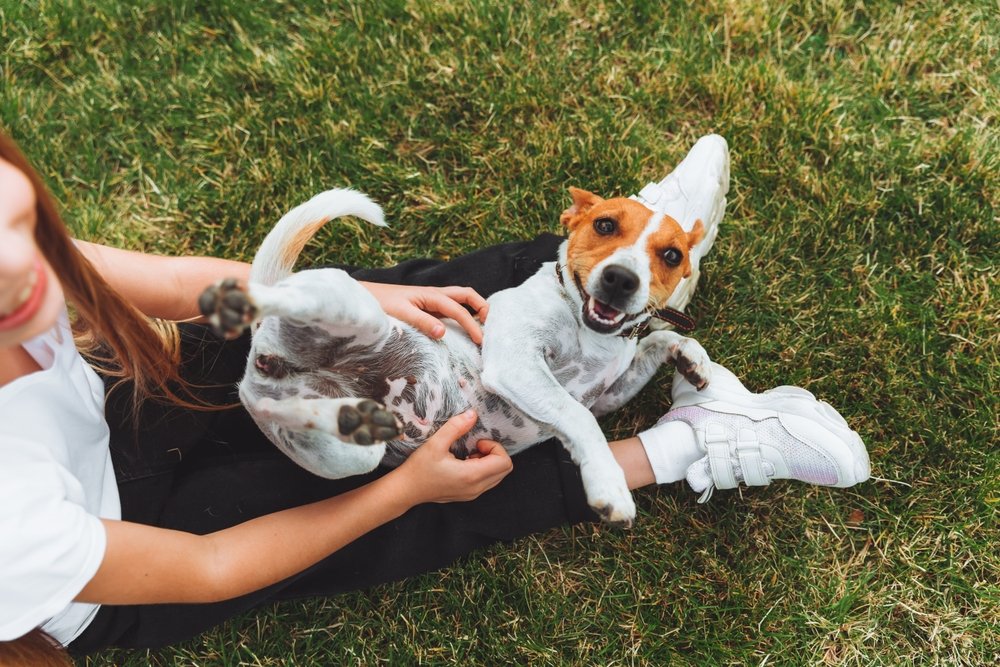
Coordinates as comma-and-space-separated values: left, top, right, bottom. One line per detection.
200, 268, 394, 347
248, 395, 401, 479
254, 395, 402, 446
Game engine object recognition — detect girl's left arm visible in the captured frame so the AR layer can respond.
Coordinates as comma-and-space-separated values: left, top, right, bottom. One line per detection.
76, 240, 252, 321
76, 241, 488, 342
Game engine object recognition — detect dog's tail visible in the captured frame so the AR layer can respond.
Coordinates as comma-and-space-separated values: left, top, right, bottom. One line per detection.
250, 189, 386, 285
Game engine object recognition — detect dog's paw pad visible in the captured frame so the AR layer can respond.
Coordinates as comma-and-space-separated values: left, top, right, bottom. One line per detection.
673, 340, 711, 390
338, 401, 401, 445
583, 473, 637, 528
199, 278, 258, 339
676, 355, 709, 390
591, 501, 634, 529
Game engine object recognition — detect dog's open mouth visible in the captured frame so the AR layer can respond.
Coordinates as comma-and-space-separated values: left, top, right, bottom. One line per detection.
583, 295, 627, 332
568, 268, 634, 334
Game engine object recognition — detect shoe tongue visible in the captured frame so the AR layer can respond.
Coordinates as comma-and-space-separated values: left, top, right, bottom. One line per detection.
685, 458, 713, 492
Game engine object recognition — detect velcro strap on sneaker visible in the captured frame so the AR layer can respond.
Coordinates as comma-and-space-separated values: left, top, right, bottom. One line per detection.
632, 183, 666, 210
736, 427, 770, 486
705, 422, 738, 490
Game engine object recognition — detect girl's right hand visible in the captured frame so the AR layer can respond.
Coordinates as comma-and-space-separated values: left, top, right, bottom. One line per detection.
83, 409, 512, 607
396, 409, 513, 504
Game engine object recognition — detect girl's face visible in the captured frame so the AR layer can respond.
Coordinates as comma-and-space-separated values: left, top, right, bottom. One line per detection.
0, 156, 63, 347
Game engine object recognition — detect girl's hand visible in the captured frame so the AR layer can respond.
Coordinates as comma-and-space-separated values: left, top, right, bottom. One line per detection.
360, 282, 489, 344
396, 410, 512, 504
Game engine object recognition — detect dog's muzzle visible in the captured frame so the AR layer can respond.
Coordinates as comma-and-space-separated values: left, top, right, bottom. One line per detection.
581, 265, 642, 333
596, 265, 639, 310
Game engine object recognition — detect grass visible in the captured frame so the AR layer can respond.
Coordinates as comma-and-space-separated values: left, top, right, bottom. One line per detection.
2, 0, 997, 664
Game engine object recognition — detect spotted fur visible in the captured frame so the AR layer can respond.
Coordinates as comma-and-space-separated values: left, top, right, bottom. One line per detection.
216, 187, 713, 527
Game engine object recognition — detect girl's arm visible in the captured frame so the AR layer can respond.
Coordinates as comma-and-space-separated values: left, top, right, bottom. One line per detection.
76, 411, 511, 605
76, 241, 488, 342
76, 240, 251, 322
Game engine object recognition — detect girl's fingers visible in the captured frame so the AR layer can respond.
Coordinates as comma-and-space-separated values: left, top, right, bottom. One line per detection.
470, 440, 512, 477
403, 307, 447, 339
424, 293, 484, 344
438, 286, 489, 320
424, 410, 478, 451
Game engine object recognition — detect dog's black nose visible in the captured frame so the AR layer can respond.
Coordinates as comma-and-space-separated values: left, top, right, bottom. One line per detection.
601, 265, 640, 301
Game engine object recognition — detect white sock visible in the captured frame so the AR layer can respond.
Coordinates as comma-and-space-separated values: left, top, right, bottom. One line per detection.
637, 420, 702, 484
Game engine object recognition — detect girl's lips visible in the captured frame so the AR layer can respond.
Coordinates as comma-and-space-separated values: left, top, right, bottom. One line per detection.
0, 259, 48, 332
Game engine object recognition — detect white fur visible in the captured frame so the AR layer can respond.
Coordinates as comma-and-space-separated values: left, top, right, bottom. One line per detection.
235, 188, 713, 526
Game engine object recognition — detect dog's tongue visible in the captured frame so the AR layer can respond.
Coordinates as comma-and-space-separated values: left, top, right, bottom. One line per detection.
593, 300, 620, 320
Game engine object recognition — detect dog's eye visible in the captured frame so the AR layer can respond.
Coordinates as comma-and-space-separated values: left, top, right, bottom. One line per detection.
593, 217, 616, 235
662, 248, 682, 266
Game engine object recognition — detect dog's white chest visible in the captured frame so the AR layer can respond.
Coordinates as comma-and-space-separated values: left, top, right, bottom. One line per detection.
547, 334, 636, 406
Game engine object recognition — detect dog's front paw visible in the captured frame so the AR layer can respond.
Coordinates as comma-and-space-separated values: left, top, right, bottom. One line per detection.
670, 337, 712, 390
338, 399, 402, 445
198, 278, 258, 339
581, 465, 636, 528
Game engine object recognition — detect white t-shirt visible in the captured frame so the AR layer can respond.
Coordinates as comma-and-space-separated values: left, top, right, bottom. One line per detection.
0, 309, 120, 645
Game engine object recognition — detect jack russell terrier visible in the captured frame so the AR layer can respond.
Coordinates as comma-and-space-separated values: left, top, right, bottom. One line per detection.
199, 137, 729, 527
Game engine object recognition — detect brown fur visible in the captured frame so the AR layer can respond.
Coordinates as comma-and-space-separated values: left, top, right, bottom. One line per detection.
560, 187, 704, 309
280, 219, 330, 272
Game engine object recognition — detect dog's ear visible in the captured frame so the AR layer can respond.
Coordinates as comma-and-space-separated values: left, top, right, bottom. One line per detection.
686, 219, 705, 249
560, 187, 604, 228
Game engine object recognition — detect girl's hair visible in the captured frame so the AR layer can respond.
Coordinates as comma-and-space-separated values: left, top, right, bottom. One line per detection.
1, 131, 226, 661
0, 628, 73, 666
0, 130, 204, 409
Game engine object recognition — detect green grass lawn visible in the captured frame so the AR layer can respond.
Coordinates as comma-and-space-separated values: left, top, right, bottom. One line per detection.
3, 0, 997, 664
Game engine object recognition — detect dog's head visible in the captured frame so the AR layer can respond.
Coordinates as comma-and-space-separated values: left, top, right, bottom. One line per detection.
559, 187, 704, 334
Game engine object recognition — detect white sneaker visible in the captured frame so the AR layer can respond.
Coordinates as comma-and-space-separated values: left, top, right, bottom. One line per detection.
657, 362, 871, 502
631, 134, 730, 313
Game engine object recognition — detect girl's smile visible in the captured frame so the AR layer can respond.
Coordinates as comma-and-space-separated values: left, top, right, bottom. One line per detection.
0, 157, 63, 346
0, 258, 46, 330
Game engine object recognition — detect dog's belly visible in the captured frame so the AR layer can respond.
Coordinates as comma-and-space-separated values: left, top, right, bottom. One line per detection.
379, 321, 546, 462
245, 317, 629, 468
383, 322, 631, 461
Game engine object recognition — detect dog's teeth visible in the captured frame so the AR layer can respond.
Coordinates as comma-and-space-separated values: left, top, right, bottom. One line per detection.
585, 296, 628, 327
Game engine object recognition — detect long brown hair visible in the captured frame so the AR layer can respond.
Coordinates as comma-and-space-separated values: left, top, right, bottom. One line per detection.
0, 131, 218, 660
0, 130, 210, 408
0, 628, 72, 666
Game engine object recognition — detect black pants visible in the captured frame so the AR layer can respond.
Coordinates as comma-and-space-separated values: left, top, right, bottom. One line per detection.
70, 234, 598, 654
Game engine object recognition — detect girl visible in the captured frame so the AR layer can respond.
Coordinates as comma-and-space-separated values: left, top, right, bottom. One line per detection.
0, 131, 869, 662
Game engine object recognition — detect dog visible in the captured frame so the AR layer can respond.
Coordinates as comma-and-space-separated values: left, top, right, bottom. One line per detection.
199, 187, 712, 526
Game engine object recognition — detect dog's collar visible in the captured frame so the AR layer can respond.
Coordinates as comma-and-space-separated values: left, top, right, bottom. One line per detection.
554, 262, 696, 337
619, 308, 697, 338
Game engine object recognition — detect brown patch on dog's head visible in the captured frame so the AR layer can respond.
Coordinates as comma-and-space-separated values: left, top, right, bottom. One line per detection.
560, 187, 605, 229
561, 189, 654, 273
645, 218, 704, 307
561, 187, 705, 310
